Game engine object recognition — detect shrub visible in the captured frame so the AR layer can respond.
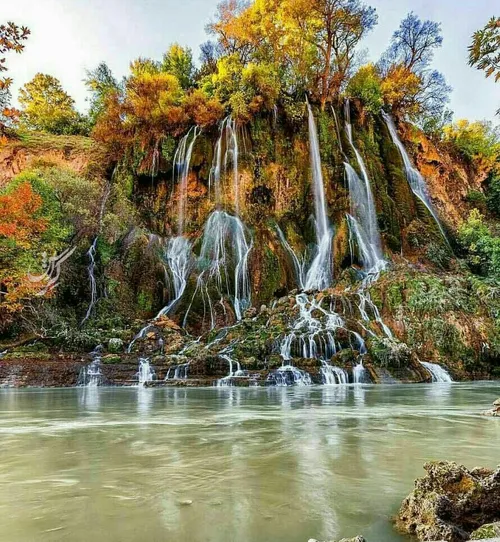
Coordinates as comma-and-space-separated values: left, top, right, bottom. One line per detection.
347, 64, 383, 115
458, 209, 500, 278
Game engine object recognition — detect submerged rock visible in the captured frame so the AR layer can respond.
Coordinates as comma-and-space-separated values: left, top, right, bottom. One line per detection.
483, 399, 500, 417
397, 461, 500, 542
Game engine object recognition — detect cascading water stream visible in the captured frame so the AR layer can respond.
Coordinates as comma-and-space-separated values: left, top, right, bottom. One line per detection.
216, 350, 246, 387
381, 111, 449, 244
136, 358, 155, 386
78, 346, 104, 387
421, 361, 453, 383
344, 100, 385, 275
183, 117, 252, 328
81, 237, 98, 325
304, 100, 334, 291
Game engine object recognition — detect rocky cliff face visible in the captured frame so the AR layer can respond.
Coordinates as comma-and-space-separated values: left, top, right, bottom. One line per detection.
0, 104, 498, 387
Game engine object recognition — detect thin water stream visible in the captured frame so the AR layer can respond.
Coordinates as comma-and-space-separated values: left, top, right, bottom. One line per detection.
0, 383, 498, 542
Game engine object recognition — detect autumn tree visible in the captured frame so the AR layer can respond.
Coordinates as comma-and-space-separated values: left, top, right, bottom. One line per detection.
208, 0, 377, 107
19, 73, 86, 135
469, 16, 500, 115
0, 22, 30, 132
380, 12, 451, 128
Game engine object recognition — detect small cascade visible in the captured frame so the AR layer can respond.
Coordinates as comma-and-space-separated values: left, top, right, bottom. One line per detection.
209, 116, 239, 212
267, 365, 313, 387
216, 352, 246, 387
320, 362, 349, 385
421, 362, 453, 383
274, 293, 357, 386
174, 127, 200, 236
344, 100, 386, 275
382, 111, 449, 243
78, 346, 104, 387
190, 210, 252, 324
352, 362, 366, 384
276, 225, 307, 290
136, 358, 155, 386
305, 100, 334, 291
165, 362, 190, 381
159, 236, 192, 316
81, 237, 98, 325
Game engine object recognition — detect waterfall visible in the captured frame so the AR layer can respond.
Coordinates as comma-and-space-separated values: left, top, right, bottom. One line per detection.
381, 111, 449, 243
136, 358, 155, 386
304, 100, 334, 291
274, 101, 333, 292
174, 127, 199, 236
320, 362, 349, 385
81, 237, 98, 325
273, 293, 366, 386
78, 346, 104, 387
158, 236, 192, 316
267, 365, 313, 387
193, 210, 252, 323
344, 100, 385, 275
421, 362, 453, 383
165, 362, 190, 381
209, 116, 239, 212
276, 225, 307, 290
216, 351, 246, 387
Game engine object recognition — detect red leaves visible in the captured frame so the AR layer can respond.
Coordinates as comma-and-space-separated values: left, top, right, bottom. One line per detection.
0, 182, 46, 243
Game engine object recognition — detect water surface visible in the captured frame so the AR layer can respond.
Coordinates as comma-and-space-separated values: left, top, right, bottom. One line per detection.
0, 383, 498, 542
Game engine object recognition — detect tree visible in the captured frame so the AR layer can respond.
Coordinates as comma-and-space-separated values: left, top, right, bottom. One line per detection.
18, 73, 85, 135
162, 44, 196, 90
283, 0, 378, 105
347, 63, 383, 114
380, 13, 451, 127
380, 12, 442, 73
443, 119, 500, 171
0, 182, 46, 243
85, 62, 120, 128
469, 16, 500, 115
0, 22, 30, 132
469, 16, 500, 81
208, 0, 378, 107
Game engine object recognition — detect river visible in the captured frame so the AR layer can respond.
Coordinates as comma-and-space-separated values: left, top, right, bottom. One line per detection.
0, 383, 498, 542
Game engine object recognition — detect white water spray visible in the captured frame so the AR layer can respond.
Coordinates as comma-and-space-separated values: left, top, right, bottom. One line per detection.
421, 361, 453, 383
382, 111, 449, 243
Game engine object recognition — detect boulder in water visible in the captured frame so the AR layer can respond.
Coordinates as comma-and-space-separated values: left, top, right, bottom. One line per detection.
483, 399, 500, 417
397, 461, 500, 541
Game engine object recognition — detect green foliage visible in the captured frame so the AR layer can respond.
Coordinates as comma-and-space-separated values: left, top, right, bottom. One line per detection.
369, 338, 412, 368
486, 173, 500, 217
162, 44, 195, 90
458, 209, 500, 278
84, 62, 120, 128
347, 64, 383, 114
19, 73, 87, 135
469, 17, 500, 82
443, 119, 500, 170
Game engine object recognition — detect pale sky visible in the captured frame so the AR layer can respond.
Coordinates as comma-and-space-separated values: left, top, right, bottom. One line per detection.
2, 0, 499, 121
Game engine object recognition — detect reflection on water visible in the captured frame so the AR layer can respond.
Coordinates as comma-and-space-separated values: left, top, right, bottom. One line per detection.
0, 383, 498, 542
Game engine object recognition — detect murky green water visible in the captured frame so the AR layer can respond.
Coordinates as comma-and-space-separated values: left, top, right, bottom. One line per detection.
0, 383, 498, 542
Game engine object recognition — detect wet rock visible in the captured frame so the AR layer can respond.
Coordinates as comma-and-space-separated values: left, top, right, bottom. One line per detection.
470, 522, 500, 539
483, 399, 500, 417
397, 461, 500, 542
